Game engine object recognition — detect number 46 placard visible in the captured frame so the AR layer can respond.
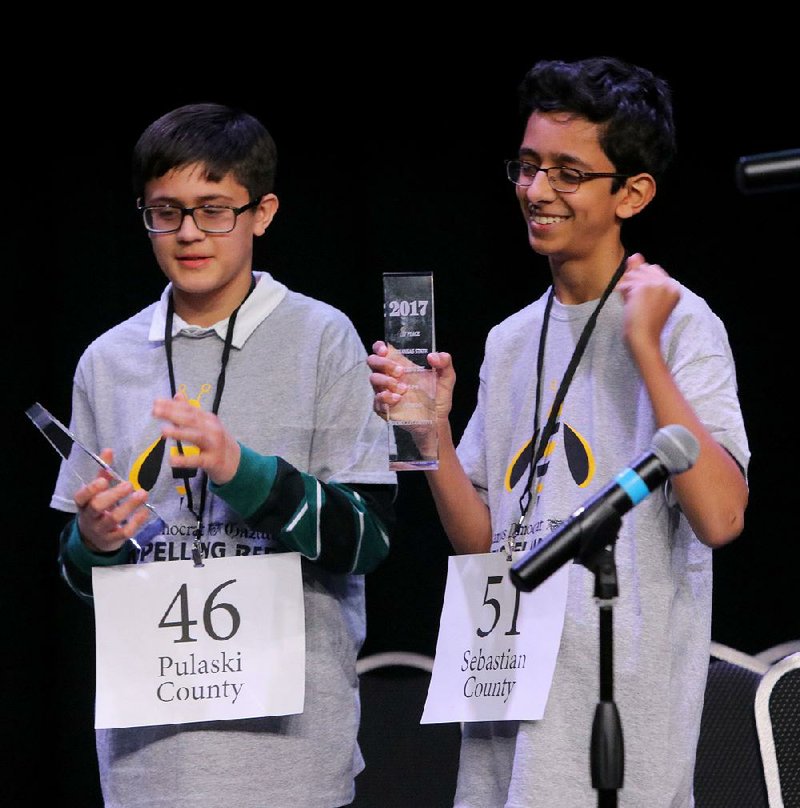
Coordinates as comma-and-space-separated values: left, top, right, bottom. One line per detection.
92, 553, 305, 729
421, 552, 569, 724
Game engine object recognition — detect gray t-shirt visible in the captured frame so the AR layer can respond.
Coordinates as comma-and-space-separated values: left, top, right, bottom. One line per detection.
453, 284, 749, 808
52, 272, 396, 808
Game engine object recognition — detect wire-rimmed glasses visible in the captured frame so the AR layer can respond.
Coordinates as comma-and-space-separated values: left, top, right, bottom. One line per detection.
505, 160, 629, 193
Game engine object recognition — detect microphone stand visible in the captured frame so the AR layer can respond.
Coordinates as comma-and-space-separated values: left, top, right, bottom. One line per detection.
577, 512, 624, 808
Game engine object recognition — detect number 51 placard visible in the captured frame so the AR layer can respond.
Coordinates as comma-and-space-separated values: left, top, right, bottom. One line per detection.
421, 552, 569, 724
92, 553, 305, 729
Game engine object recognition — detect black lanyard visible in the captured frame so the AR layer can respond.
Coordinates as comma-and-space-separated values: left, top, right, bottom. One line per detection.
517, 254, 628, 524
164, 274, 256, 564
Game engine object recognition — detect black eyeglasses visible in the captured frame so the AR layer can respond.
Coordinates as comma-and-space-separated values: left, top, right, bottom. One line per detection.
505, 160, 629, 193
138, 199, 261, 233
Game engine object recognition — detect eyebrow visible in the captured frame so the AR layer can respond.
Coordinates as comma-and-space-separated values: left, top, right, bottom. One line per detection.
518, 147, 594, 170
145, 193, 238, 206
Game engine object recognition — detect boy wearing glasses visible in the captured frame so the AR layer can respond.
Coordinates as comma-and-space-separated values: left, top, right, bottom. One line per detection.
369, 57, 749, 806
51, 103, 396, 808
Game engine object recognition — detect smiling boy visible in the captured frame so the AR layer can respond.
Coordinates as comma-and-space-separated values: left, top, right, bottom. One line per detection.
369, 57, 749, 807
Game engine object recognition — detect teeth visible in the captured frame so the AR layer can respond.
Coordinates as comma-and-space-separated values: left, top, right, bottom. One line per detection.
531, 215, 566, 225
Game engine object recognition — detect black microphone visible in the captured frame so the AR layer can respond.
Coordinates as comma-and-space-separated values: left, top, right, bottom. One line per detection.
509, 424, 699, 592
735, 148, 800, 194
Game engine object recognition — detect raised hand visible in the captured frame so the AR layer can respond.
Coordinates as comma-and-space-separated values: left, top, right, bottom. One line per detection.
152, 392, 242, 486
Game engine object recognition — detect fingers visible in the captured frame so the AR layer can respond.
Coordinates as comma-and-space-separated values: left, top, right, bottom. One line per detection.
618, 255, 674, 296
76, 477, 143, 516
152, 396, 240, 485
367, 352, 400, 376
370, 367, 410, 420
153, 394, 196, 424
620, 266, 676, 298
76, 476, 151, 550
368, 349, 413, 411
369, 349, 451, 377
625, 252, 646, 271
152, 396, 209, 448
369, 346, 456, 421
428, 351, 453, 371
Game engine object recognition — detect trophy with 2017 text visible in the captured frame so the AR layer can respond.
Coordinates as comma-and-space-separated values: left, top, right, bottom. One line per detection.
383, 271, 438, 471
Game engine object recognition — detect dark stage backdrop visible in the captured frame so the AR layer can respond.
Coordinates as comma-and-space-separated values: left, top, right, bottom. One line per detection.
6, 45, 798, 805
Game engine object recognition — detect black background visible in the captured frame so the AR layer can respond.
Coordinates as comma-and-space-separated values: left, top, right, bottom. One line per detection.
5, 38, 799, 805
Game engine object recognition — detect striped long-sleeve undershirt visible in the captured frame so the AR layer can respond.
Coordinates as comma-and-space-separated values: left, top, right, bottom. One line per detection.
209, 445, 394, 574
59, 444, 395, 603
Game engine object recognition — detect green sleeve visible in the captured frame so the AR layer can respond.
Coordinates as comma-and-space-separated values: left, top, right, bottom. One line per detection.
210, 444, 394, 574
58, 516, 138, 604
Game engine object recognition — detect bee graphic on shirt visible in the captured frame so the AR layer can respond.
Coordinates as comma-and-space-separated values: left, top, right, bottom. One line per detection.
505, 415, 595, 509
129, 383, 212, 501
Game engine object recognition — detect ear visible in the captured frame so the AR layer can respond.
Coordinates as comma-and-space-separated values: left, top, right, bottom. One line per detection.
615, 173, 656, 220
252, 193, 279, 236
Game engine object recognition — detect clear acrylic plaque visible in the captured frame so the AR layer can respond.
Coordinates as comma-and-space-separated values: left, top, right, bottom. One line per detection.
383, 272, 438, 470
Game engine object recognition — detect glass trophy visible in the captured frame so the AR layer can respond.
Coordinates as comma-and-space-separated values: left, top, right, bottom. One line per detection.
25, 402, 166, 549
383, 272, 438, 470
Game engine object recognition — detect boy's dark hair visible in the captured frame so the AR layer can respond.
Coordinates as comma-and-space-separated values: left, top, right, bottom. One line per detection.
132, 103, 277, 199
518, 57, 676, 186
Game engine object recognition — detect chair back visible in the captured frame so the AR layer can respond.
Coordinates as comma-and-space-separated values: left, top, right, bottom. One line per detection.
351, 651, 461, 808
694, 646, 769, 808
755, 651, 800, 807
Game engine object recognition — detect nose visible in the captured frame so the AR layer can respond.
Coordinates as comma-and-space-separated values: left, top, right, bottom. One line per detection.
176, 211, 205, 240
525, 168, 555, 201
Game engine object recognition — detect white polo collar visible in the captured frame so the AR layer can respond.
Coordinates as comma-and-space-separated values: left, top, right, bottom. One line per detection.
148, 271, 288, 348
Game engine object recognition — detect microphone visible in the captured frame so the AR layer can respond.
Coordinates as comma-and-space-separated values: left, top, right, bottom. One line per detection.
509, 424, 699, 592
735, 148, 800, 194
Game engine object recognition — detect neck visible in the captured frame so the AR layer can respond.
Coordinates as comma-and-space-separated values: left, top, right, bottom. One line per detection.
549, 247, 627, 304
171, 273, 254, 327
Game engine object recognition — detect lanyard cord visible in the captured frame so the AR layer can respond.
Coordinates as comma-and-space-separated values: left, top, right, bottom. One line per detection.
164, 274, 256, 530
517, 253, 628, 522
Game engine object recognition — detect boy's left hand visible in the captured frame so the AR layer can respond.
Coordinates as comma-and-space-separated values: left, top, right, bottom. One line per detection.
152, 393, 241, 485
617, 252, 681, 354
